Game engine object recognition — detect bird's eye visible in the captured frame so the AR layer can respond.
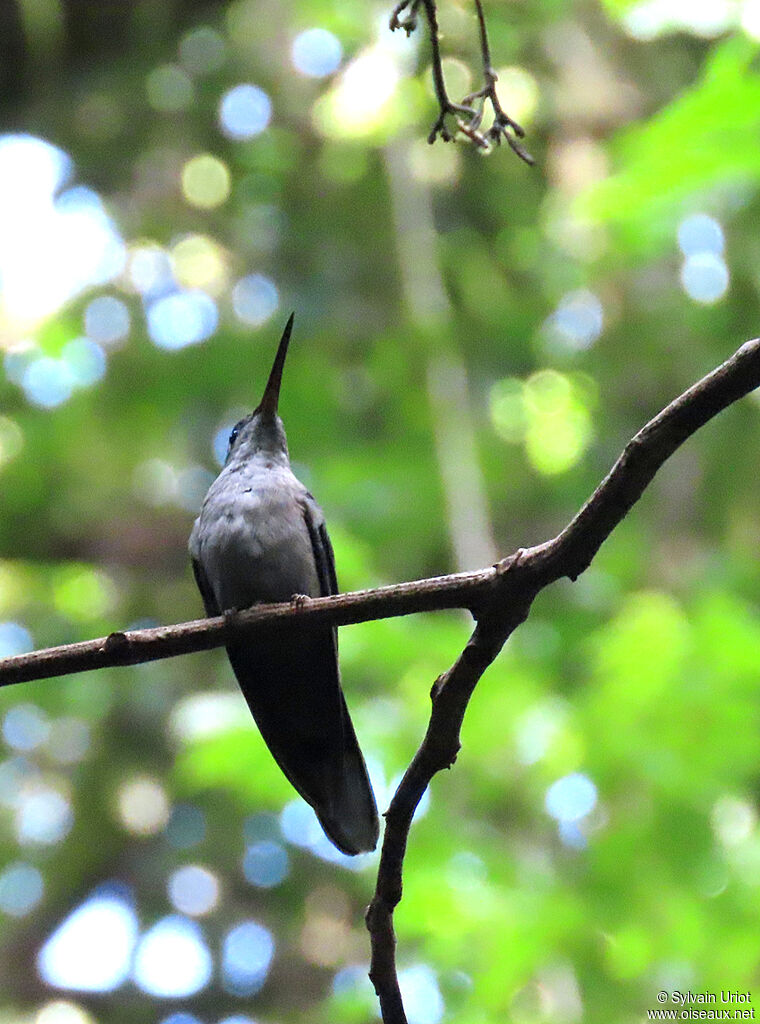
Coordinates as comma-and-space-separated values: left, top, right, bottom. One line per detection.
228, 425, 240, 447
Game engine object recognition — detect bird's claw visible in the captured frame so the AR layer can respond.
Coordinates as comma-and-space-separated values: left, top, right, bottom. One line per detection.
291, 594, 311, 609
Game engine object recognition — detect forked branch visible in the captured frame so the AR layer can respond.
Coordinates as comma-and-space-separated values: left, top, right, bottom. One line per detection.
1, 339, 759, 1022
390, 0, 533, 160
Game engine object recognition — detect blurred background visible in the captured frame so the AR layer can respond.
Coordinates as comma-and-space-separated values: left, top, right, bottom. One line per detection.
0, 0, 759, 1021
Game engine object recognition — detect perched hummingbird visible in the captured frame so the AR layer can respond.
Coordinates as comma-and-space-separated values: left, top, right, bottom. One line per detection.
189, 314, 379, 855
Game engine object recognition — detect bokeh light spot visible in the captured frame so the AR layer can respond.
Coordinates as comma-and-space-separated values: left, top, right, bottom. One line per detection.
222, 920, 275, 995
314, 50, 400, 138
219, 84, 272, 140
170, 692, 250, 742
0, 861, 44, 916
544, 289, 603, 352
170, 234, 228, 293
523, 370, 593, 475
16, 786, 73, 846
128, 244, 174, 297
677, 212, 724, 256
168, 865, 220, 916
545, 772, 598, 823
231, 273, 278, 326
21, 357, 75, 409
292, 29, 343, 77
0, 621, 33, 657
35, 1000, 94, 1024
398, 964, 445, 1024
133, 916, 213, 997
177, 466, 215, 514
280, 799, 375, 870
493, 65, 539, 124
181, 154, 230, 209
680, 252, 729, 304
147, 290, 218, 349
0, 135, 125, 331
712, 795, 756, 847
84, 295, 130, 347
62, 339, 107, 388
117, 777, 170, 835
3, 703, 49, 751
243, 840, 289, 888
38, 884, 138, 992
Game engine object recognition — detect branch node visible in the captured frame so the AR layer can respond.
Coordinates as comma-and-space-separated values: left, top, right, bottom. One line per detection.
430, 674, 446, 701
494, 547, 525, 577
103, 631, 128, 654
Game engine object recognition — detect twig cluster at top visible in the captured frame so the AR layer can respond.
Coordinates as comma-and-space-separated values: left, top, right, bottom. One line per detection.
390, 0, 534, 160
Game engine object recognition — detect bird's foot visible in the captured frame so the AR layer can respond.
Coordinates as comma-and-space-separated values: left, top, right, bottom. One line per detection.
223, 607, 241, 623
290, 593, 311, 610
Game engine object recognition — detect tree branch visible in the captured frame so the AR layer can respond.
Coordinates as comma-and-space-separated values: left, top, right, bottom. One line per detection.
363, 335, 760, 1022
389, 0, 533, 159
1, 338, 759, 1021
2, 337, 757, 690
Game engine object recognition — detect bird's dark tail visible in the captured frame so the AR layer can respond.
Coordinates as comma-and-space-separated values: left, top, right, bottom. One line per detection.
313, 695, 380, 855
226, 626, 379, 855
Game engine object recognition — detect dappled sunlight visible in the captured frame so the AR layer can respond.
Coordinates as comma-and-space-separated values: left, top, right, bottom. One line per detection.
219, 84, 272, 140
0, 136, 125, 334
181, 154, 231, 210
133, 915, 213, 997
0, 0, 758, 1019
0, 862, 44, 917
221, 920, 275, 995
117, 776, 170, 835
38, 885, 138, 992
292, 29, 344, 78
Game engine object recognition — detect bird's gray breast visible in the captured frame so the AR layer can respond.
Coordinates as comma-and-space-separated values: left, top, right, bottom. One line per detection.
190, 463, 320, 611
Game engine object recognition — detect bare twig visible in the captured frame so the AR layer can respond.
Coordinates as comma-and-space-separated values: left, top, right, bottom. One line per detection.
1, 338, 759, 1022
389, 0, 533, 159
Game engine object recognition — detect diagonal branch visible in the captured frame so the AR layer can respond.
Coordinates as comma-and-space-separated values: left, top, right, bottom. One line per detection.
1, 338, 759, 1022
2, 336, 758, 690
363, 335, 760, 1022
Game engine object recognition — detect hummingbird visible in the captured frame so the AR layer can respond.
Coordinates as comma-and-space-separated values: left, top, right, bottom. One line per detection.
189, 314, 379, 855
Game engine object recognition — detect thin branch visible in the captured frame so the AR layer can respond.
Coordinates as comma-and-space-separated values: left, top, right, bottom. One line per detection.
389, 0, 533, 159
2, 337, 758, 691
364, 336, 760, 1021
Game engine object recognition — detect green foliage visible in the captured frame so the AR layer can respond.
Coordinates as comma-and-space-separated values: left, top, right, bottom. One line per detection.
0, 0, 759, 1021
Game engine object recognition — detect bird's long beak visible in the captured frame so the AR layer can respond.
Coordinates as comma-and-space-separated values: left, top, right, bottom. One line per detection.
259, 312, 295, 418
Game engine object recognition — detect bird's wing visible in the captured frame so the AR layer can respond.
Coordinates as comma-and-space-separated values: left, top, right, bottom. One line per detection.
192, 557, 220, 617
300, 492, 339, 598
